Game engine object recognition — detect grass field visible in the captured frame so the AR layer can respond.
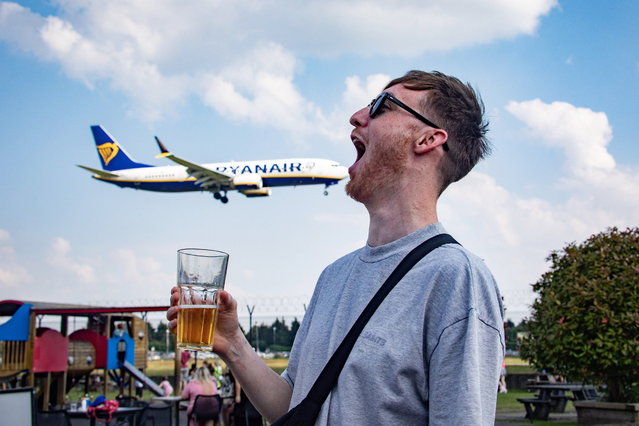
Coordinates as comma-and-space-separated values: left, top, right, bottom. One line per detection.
144, 357, 289, 377
145, 356, 533, 376
69, 357, 551, 418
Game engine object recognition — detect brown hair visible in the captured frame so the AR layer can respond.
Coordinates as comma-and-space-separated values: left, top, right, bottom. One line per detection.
385, 70, 490, 194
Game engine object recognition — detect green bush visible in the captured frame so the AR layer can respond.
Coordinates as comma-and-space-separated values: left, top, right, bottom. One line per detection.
520, 227, 639, 402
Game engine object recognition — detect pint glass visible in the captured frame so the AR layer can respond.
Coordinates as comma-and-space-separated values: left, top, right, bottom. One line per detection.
176, 248, 229, 351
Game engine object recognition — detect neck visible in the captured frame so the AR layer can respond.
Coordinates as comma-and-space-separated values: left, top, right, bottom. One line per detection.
365, 183, 439, 247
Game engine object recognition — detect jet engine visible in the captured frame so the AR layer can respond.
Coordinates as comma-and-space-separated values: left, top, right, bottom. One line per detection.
232, 173, 263, 190
241, 188, 272, 197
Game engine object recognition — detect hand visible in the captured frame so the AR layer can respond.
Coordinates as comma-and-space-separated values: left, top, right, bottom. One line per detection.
167, 286, 180, 334
166, 287, 243, 360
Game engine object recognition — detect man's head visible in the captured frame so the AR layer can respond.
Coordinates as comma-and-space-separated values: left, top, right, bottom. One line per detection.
383, 70, 490, 194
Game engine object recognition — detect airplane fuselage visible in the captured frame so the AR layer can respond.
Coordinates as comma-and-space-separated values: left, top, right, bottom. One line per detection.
80, 125, 349, 202
92, 158, 346, 192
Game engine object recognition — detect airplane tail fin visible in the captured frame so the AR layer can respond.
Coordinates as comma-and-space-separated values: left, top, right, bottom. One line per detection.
90, 125, 152, 171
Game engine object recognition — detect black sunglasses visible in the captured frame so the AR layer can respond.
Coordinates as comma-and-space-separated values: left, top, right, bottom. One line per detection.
369, 92, 448, 151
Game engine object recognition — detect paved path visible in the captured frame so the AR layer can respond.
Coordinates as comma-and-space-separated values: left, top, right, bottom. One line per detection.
495, 409, 579, 425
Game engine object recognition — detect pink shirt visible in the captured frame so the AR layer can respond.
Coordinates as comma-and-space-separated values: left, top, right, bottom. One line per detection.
181, 380, 218, 415
159, 380, 174, 396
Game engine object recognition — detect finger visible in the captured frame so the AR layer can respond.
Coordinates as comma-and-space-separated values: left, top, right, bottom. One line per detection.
166, 306, 178, 322
168, 319, 177, 334
170, 289, 180, 306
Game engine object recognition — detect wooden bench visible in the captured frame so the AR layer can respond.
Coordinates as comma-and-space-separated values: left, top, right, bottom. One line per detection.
517, 397, 552, 420
550, 394, 573, 412
573, 387, 601, 401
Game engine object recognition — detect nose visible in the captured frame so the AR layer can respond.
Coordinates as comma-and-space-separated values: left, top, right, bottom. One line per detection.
349, 106, 369, 127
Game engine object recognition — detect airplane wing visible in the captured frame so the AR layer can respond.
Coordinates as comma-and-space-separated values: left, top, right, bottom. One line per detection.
154, 137, 233, 190
77, 165, 119, 178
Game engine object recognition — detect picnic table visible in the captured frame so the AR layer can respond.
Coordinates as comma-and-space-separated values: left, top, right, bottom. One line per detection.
152, 395, 183, 426
517, 383, 600, 420
66, 405, 144, 426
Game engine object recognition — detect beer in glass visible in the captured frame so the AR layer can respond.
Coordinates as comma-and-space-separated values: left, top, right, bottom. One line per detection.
176, 248, 229, 351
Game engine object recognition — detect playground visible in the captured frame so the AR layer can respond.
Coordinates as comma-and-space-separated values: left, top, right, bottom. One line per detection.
0, 299, 171, 411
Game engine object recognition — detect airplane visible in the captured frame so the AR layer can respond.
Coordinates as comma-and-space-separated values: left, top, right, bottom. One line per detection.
78, 125, 349, 203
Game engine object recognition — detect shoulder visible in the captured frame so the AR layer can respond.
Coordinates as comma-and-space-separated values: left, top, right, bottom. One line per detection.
426, 243, 496, 288
310, 248, 362, 296
419, 243, 503, 327
320, 247, 361, 276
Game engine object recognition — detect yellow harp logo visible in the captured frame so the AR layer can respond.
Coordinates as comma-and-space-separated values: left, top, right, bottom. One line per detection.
97, 143, 119, 166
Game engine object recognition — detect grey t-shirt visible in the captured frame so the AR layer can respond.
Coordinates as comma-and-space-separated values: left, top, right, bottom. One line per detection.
282, 223, 505, 425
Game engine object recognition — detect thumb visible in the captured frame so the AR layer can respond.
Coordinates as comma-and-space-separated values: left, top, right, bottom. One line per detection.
218, 290, 236, 311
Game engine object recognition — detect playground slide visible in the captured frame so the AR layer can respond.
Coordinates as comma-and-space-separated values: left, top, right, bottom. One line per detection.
121, 360, 164, 396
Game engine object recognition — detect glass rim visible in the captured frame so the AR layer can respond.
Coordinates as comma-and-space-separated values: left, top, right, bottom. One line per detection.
178, 248, 229, 258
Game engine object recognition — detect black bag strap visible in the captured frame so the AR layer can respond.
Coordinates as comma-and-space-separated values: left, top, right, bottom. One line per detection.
304, 233, 458, 405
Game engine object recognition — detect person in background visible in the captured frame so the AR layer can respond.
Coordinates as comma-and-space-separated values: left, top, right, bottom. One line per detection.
113, 322, 126, 337
180, 350, 192, 391
221, 371, 237, 426
188, 364, 197, 382
159, 376, 174, 396
232, 377, 262, 426
499, 360, 508, 393
213, 361, 224, 388
182, 366, 220, 426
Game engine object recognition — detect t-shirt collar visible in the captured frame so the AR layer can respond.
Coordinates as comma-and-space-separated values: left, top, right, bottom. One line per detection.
359, 222, 447, 263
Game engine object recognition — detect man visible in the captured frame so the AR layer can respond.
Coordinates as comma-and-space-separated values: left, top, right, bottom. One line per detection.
168, 70, 504, 425
179, 349, 191, 391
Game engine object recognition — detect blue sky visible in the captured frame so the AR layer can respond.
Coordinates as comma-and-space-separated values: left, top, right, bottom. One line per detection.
1, 0, 638, 327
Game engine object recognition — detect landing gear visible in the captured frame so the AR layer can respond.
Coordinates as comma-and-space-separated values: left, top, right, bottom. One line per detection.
323, 183, 332, 196
213, 191, 229, 203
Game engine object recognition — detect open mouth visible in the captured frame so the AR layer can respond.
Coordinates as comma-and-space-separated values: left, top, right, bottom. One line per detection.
354, 139, 366, 162
348, 138, 366, 176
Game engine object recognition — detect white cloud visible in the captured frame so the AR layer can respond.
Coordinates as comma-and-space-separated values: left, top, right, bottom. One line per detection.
506, 99, 639, 207
46, 237, 96, 283
200, 42, 317, 141
0, 2, 49, 55
439, 98, 639, 322
21, 244, 172, 306
506, 99, 615, 178
0, 0, 557, 124
0, 229, 32, 287
96, 249, 173, 305
327, 74, 391, 138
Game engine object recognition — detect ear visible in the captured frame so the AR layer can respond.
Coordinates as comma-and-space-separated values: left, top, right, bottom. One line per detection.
413, 129, 448, 155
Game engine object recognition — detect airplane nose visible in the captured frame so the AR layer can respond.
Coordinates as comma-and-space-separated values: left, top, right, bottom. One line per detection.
336, 165, 349, 179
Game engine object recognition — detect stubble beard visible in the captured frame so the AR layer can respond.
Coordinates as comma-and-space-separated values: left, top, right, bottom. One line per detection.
346, 137, 409, 204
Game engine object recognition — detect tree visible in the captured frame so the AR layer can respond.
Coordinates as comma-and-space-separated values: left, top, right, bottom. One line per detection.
504, 319, 527, 351
147, 321, 169, 352
520, 227, 639, 402
244, 317, 301, 352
